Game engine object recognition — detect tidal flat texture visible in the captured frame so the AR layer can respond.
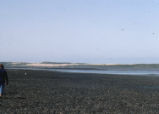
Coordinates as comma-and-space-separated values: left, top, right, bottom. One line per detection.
1, 70, 159, 114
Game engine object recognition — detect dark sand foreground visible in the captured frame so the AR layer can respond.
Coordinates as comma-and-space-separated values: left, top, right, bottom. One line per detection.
1, 70, 159, 114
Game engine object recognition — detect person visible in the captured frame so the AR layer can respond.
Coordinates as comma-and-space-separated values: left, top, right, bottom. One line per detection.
0, 64, 8, 97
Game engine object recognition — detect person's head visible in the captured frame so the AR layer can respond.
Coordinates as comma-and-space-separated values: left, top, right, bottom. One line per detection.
0, 64, 4, 69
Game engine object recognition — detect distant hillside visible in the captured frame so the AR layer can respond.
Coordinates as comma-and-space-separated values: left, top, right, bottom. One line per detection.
0, 62, 29, 68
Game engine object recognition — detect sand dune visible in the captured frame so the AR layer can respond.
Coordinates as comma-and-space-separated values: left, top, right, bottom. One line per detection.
26, 63, 79, 67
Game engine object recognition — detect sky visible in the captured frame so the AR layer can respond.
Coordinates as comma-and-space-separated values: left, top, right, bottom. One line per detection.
1, 0, 159, 64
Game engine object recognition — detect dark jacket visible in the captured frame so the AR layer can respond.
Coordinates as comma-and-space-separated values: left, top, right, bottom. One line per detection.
0, 69, 8, 85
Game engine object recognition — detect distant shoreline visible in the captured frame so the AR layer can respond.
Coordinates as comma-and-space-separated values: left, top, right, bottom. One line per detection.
2, 61, 159, 76
6, 67, 159, 76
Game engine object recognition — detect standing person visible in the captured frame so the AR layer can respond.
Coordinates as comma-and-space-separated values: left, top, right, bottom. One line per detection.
0, 64, 8, 97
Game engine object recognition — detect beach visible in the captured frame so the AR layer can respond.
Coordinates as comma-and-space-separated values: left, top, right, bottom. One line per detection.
1, 69, 159, 113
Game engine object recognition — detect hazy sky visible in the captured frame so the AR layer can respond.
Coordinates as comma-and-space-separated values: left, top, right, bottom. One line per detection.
1, 0, 159, 64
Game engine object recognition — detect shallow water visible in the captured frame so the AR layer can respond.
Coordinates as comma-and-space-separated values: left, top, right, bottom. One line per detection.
6, 67, 159, 76
53, 69, 159, 75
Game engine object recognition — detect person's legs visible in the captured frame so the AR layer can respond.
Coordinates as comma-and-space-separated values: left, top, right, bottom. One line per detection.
0, 84, 5, 97
0, 84, 2, 97
2, 84, 4, 95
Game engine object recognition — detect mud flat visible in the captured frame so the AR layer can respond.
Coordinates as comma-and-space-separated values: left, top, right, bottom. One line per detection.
1, 69, 159, 114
